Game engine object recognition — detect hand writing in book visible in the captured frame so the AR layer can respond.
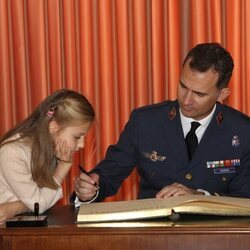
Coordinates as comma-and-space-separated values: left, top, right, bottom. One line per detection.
156, 182, 202, 198
75, 172, 100, 201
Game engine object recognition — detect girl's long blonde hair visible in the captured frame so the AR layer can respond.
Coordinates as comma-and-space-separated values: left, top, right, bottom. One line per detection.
0, 89, 95, 189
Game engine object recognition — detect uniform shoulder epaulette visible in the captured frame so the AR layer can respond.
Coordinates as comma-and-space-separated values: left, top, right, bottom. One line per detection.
134, 100, 175, 112
221, 103, 250, 121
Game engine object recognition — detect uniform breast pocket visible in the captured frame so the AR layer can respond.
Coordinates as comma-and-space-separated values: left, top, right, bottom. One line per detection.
207, 168, 236, 192
206, 159, 240, 192
138, 151, 167, 178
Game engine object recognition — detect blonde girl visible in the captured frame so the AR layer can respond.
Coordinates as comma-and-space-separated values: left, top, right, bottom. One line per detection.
0, 89, 95, 223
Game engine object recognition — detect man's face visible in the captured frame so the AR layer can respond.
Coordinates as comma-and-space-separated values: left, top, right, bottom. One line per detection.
177, 59, 229, 120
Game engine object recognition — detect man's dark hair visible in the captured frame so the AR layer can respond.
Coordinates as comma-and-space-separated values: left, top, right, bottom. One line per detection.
183, 43, 234, 89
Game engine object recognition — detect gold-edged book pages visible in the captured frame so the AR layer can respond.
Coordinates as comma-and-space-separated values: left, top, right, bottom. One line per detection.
77, 195, 250, 223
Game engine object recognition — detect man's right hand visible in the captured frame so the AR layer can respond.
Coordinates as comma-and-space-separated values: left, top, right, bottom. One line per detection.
74, 172, 100, 201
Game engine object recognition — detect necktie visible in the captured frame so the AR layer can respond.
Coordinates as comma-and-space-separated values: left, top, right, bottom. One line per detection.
185, 121, 201, 160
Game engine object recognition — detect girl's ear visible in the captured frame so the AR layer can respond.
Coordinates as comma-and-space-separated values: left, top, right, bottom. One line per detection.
217, 88, 231, 103
48, 120, 60, 134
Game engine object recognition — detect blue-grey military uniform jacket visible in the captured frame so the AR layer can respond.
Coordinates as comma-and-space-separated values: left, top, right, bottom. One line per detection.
93, 100, 250, 200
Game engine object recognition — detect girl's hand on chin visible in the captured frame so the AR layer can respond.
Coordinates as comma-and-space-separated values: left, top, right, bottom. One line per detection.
54, 138, 73, 163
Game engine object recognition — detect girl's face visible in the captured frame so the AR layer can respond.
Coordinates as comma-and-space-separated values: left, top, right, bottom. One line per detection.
49, 120, 92, 152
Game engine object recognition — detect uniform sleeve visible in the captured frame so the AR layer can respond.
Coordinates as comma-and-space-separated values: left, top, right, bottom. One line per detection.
93, 109, 139, 199
227, 134, 250, 198
0, 143, 63, 213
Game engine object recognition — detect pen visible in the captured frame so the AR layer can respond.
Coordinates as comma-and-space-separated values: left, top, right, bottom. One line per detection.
34, 202, 39, 218
78, 165, 100, 190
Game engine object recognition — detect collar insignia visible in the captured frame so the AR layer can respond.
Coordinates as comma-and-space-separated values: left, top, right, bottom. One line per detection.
216, 112, 223, 125
168, 107, 176, 120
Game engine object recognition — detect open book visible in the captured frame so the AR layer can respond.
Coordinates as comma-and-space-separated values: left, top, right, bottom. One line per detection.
77, 195, 250, 223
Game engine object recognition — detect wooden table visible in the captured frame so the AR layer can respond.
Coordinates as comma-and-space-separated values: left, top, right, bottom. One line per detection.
1, 205, 250, 250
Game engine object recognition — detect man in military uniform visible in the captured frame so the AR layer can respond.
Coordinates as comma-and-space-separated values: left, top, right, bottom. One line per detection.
74, 43, 250, 202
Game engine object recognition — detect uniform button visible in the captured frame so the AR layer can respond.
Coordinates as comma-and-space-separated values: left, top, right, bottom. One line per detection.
185, 173, 192, 180
222, 176, 227, 181
151, 171, 155, 176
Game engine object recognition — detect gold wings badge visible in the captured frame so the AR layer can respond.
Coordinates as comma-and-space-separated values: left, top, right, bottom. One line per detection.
143, 151, 166, 162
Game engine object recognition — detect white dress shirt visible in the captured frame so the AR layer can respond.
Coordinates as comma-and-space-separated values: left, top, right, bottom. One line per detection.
180, 104, 216, 143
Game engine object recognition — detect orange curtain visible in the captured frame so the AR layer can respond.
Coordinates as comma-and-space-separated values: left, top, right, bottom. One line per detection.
0, 0, 250, 204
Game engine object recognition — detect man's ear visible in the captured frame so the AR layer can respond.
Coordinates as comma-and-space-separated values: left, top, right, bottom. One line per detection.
48, 120, 60, 134
217, 88, 231, 103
